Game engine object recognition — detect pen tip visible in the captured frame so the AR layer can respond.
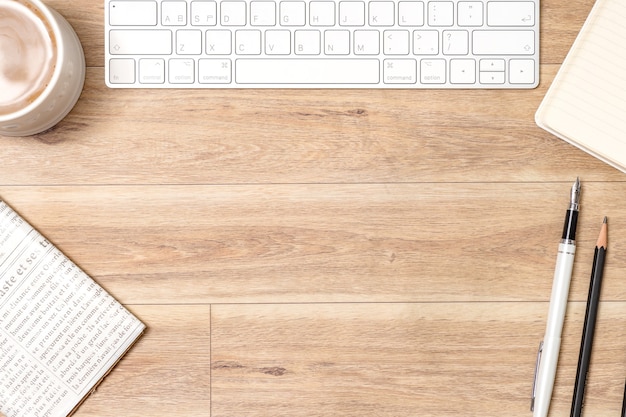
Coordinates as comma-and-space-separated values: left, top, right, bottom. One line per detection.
570, 178, 582, 207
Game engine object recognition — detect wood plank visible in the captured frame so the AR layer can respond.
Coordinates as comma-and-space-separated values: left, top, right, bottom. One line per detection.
1, 182, 625, 305
73, 305, 211, 417
211, 302, 626, 417
2, 66, 624, 185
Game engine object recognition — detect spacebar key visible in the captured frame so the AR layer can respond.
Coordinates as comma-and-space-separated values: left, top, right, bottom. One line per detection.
235, 59, 380, 84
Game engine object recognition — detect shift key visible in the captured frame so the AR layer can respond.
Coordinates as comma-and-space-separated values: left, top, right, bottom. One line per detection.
472, 30, 534, 55
110, 30, 173, 55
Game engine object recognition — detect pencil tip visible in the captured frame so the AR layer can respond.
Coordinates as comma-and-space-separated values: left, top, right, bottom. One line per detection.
597, 217, 608, 248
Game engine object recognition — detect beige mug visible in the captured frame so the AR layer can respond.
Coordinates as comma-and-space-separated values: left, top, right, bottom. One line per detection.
0, 0, 85, 136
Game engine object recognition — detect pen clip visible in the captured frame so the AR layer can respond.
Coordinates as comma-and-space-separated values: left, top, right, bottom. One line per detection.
531, 340, 543, 412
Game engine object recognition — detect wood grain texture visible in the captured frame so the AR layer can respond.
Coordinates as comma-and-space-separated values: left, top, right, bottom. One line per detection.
2, 0, 624, 416
3, 66, 625, 185
2, 182, 626, 306
211, 302, 626, 417
73, 305, 211, 417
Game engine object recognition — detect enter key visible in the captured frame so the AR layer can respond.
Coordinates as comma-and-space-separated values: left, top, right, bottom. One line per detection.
487, 2, 535, 27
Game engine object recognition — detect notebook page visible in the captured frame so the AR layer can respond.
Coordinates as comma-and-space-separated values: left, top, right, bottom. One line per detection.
536, 0, 626, 171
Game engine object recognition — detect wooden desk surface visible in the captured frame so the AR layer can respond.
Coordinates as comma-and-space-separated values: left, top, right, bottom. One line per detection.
3, 0, 625, 415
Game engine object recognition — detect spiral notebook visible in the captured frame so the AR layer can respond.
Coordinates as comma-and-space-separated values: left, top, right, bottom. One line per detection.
535, 0, 626, 173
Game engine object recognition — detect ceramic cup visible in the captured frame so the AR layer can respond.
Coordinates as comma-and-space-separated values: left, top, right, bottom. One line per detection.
0, 0, 85, 136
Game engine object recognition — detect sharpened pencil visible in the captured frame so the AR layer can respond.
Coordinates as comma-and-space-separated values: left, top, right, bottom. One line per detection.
571, 217, 608, 417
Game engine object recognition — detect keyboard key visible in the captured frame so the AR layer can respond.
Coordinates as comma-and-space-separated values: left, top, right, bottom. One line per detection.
206, 30, 232, 54
442, 30, 468, 55
479, 58, 504, 83
398, 1, 424, 26
236, 30, 262, 54
383, 59, 416, 84
428, 1, 453, 26
324, 30, 350, 55
413, 30, 438, 54
139, 58, 165, 83
169, 58, 195, 83
191, 1, 218, 26
280, 1, 306, 26
472, 30, 534, 55
509, 59, 535, 84
265, 30, 292, 54
221, 1, 247, 25
110, 30, 172, 55
369, 2, 395, 26
109, 59, 136, 83
457, 1, 483, 26
109, 1, 157, 26
480, 71, 505, 84
199, 58, 232, 83
383, 30, 409, 55
235, 59, 379, 83
162, 1, 187, 26
339, 1, 365, 26
487, 2, 535, 27
479, 58, 505, 71
354, 30, 380, 55
420, 58, 446, 83
450, 58, 476, 84
295, 30, 321, 55
250, 1, 277, 26
310, 1, 336, 26
176, 30, 202, 54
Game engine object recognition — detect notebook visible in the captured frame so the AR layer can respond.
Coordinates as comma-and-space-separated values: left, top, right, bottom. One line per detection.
535, 0, 626, 173
0, 200, 145, 417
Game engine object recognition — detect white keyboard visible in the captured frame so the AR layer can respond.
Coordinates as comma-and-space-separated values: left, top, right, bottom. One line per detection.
105, 0, 540, 88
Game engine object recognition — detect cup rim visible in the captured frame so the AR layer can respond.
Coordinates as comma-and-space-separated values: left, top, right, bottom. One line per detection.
0, 0, 65, 122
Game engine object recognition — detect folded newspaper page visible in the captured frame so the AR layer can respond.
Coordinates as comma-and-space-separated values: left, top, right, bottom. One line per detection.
0, 201, 145, 417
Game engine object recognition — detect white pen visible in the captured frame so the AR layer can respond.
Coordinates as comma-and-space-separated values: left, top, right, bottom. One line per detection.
531, 177, 581, 417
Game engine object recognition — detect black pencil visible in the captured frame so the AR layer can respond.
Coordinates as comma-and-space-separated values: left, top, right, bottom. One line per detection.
571, 217, 608, 417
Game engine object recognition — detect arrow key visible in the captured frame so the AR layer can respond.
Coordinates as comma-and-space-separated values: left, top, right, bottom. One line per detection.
479, 58, 505, 72
509, 59, 535, 84
479, 71, 505, 84
450, 59, 476, 84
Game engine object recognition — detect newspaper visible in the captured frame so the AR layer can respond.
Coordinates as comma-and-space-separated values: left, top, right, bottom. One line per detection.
0, 201, 145, 417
